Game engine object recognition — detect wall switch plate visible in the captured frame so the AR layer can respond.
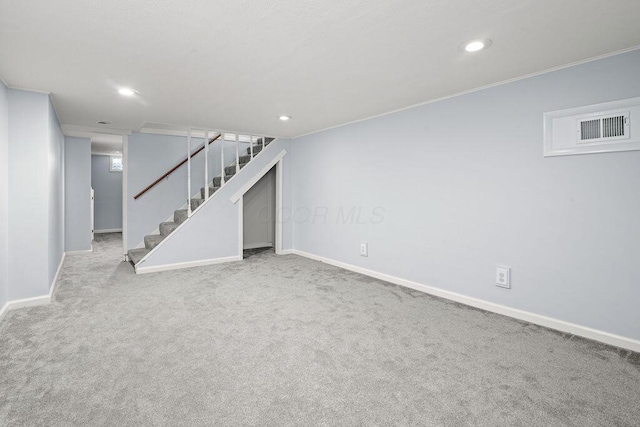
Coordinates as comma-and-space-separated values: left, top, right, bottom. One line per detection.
496, 266, 511, 288
360, 242, 368, 257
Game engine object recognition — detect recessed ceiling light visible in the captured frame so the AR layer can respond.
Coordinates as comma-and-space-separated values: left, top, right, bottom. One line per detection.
118, 87, 137, 96
96, 121, 111, 125
279, 115, 291, 121
463, 39, 491, 52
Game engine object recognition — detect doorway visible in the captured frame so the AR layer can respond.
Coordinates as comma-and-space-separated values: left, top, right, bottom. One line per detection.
242, 166, 276, 257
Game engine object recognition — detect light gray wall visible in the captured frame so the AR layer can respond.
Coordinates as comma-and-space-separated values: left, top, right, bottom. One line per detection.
126, 132, 248, 249
91, 155, 122, 231
243, 167, 276, 249
291, 50, 640, 341
8, 89, 49, 300
65, 137, 92, 252
47, 98, 64, 285
0, 80, 8, 309
7, 89, 65, 300
142, 138, 292, 268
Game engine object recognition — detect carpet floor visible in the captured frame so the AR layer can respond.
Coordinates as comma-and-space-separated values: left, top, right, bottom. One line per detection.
1, 233, 639, 426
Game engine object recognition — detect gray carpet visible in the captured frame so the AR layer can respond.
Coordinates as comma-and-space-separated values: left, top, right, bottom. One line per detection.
0, 233, 638, 426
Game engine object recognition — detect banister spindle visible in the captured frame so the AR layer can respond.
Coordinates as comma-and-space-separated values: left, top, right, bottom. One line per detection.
235, 133, 240, 174
204, 129, 209, 200
262, 135, 265, 150
250, 134, 254, 159
220, 131, 225, 186
187, 128, 192, 217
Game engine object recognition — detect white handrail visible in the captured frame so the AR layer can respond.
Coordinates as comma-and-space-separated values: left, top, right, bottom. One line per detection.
220, 131, 225, 186
187, 128, 192, 217
204, 129, 209, 200
235, 133, 240, 174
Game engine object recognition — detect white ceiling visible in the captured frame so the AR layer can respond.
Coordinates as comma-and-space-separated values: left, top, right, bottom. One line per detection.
1, 0, 640, 138
91, 134, 123, 156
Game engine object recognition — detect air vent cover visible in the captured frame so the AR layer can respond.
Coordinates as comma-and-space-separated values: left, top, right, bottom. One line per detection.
543, 97, 640, 157
578, 112, 629, 143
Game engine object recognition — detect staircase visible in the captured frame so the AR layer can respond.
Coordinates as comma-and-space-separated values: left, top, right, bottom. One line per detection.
127, 137, 274, 267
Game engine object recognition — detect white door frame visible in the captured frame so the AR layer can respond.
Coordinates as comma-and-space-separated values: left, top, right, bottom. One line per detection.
90, 188, 95, 242
122, 135, 129, 261
236, 156, 285, 257
275, 159, 283, 255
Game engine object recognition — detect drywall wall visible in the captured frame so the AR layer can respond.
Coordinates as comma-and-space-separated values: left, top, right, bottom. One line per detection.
7, 89, 64, 300
291, 50, 640, 341
47, 97, 64, 285
8, 89, 50, 300
91, 155, 122, 231
243, 167, 276, 249
139, 138, 292, 270
126, 132, 248, 249
0, 80, 8, 310
65, 137, 92, 252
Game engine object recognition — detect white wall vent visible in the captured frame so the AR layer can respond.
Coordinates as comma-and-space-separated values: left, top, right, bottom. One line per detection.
577, 112, 629, 143
544, 97, 640, 157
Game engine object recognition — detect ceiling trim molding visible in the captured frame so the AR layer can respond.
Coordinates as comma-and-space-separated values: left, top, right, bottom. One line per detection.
49, 95, 64, 130
138, 122, 280, 140
6, 84, 50, 95
62, 124, 131, 138
293, 44, 640, 139
91, 151, 121, 157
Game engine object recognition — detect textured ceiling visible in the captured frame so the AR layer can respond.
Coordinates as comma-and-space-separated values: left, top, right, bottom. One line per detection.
1, 0, 640, 138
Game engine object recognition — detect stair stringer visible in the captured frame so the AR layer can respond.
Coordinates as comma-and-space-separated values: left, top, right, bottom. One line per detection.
134, 139, 288, 273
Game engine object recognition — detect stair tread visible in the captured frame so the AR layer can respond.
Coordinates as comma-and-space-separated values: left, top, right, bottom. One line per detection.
225, 163, 247, 174
144, 234, 166, 249
213, 175, 234, 185
159, 221, 179, 236
200, 186, 220, 198
128, 248, 149, 265
174, 209, 188, 224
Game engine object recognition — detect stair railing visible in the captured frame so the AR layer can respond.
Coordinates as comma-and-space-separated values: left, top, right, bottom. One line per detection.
134, 130, 274, 220
204, 129, 209, 200
187, 128, 192, 217
220, 131, 226, 187
235, 133, 240, 174
133, 132, 222, 200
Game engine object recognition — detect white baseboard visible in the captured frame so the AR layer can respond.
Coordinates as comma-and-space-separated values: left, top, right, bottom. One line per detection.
66, 246, 93, 255
0, 253, 67, 325
0, 294, 52, 324
0, 303, 8, 323
292, 249, 640, 353
279, 249, 294, 255
95, 228, 122, 233
49, 253, 66, 298
243, 243, 274, 250
136, 255, 243, 274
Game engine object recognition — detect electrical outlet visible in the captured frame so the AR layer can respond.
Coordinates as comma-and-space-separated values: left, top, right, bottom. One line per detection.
496, 266, 511, 289
360, 242, 368, 257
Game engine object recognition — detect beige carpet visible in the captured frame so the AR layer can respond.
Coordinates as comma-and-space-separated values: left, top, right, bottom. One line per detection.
0, 233, 638, 426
